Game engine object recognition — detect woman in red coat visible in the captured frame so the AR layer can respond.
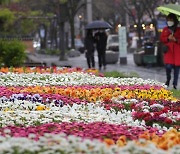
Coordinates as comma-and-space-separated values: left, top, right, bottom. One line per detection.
160, 13, 180, 89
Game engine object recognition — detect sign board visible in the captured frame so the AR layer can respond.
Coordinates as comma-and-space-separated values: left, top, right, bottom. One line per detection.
118, 27, 127, 58
157, 20, 167, 31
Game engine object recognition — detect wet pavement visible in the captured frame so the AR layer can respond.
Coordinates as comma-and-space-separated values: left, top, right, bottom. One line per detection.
27, 52, 180, 89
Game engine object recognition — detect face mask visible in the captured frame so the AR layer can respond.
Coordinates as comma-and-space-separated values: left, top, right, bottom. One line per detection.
167, 21, 174, 27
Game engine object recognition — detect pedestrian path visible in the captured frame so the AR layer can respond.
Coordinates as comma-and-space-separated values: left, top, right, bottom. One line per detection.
27, 52, 180, 89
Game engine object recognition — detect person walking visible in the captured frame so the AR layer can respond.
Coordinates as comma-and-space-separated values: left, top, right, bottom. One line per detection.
94, 30, 107, 70
160, 13, 180, 89
84, 30, 95, 68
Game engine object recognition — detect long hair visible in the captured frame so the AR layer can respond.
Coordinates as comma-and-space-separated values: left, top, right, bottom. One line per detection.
166, 13, 179, 27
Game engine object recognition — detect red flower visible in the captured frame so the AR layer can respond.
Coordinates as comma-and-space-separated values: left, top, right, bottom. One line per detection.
164, 118, 172, 124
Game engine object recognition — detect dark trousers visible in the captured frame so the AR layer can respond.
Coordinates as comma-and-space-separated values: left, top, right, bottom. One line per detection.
97, 50, 106, 68
86, 50, 95, 68
165, 64, 180, 86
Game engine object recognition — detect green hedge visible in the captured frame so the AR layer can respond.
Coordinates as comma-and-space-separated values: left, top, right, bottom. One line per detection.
0, 40, 26, 67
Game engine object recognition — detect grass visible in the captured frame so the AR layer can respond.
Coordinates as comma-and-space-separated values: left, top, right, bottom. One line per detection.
171, 89, 180, 99
104, 71, 139, 78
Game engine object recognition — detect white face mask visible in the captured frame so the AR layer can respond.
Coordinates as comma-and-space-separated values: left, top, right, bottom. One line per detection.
167, 21, 174, 27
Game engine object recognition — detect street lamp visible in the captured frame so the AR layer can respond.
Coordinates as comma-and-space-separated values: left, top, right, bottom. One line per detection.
78, 15, 82, 20
118, 24, 121, 28
78, 14, 83, 39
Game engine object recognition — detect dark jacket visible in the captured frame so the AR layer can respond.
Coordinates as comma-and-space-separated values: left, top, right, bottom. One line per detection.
85, 35, 94, 51
95, 32, 107, 51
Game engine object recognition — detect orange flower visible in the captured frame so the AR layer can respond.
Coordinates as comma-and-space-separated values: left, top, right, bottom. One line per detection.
104, 138, 115, 146
116, 135, 127, 147
64, 89, 71, 96
137, 129, 180, 150
139, 131, 150, 140
0, 67, 8, 73
88, 96, 97, 102
158, 141, 168, 150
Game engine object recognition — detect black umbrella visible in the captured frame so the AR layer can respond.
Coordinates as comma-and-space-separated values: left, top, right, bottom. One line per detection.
85, 20, 112, 30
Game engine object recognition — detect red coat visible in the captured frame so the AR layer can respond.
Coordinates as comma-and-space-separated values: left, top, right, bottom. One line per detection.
160, 26, 180, 66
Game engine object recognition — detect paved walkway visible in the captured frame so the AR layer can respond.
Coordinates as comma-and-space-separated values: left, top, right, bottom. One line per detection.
27, 52, 180, 89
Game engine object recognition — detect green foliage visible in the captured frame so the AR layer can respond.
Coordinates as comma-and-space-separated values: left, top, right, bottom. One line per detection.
45, 49, 60, 55
104, 71, 139, 78
0, 8, 15, 31
20, 19, 36, 35
0, 0, 10, 5
0, 40, 26, 67
59, 0, 67, 4
11, 11, 44, 36
171, 89, 180, 99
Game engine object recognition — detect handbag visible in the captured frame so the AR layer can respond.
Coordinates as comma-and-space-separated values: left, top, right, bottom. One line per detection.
162, 44, 168, 53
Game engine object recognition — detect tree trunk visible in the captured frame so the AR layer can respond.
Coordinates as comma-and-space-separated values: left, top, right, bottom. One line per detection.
152, 18, 159, 42
137, 17, 142, 48
70, 17, 75, 49
59, 22, 65, 60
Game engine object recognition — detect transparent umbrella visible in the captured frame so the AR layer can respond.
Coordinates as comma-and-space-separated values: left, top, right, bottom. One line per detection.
85, 20, 112, 30
157, 3, 180, 21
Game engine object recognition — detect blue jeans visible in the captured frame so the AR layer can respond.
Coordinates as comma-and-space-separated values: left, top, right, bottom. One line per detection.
165, 64, 180, 86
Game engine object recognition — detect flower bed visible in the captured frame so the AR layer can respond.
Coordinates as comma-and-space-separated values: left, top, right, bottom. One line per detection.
0, 67, 179, 153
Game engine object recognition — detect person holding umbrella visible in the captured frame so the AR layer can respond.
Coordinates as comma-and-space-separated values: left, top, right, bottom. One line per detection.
85, 20, 111, 70
94, 29, 108, 70
84, 30, 95, 68
160, 13, 180, 89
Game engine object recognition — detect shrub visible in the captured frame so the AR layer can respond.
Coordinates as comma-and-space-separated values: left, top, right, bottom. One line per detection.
45, 49, 60, 55
0, 40, 26, 67
38, 49, 60, 55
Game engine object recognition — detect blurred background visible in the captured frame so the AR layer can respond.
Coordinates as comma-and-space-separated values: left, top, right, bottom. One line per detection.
0, 0, 179, 66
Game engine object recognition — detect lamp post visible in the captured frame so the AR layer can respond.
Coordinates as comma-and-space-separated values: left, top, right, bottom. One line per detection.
86, 0, 92, 23
78, 14, 83, 39
58, 2, 68, 60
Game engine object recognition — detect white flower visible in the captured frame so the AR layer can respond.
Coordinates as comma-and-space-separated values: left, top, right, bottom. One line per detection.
150, 104, 164, 109
159, 113, 167, 118
0, 72, 165, 86
3, 129, 11, 134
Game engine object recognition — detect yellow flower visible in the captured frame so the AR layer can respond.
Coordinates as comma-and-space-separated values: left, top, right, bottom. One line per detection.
4, 108, 13, 112
121, 91, 127, 97
88, 96, 97, 102
112, 91, 121, 97
114, 87, 121, 92
36, 105, 46, 111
